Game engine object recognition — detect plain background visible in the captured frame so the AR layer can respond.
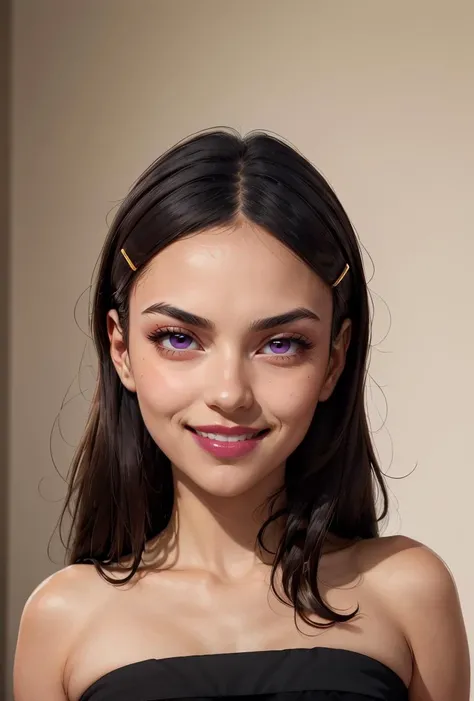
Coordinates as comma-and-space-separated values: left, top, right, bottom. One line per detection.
3, 0, 474, 698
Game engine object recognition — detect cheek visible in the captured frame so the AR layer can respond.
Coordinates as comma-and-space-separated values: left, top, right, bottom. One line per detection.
130, 351, 198, 419
262, 365, 325, 425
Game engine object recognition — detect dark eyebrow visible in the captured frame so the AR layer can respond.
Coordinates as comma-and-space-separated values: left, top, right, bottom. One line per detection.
250, 308, 320, 332
142, 303, 320, 331
142, 303, 214, 329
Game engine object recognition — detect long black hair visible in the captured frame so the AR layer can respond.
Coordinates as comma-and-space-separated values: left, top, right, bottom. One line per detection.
61, 128, 388, 628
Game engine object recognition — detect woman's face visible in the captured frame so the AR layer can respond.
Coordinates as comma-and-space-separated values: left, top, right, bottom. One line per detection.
109, 221, 350, 498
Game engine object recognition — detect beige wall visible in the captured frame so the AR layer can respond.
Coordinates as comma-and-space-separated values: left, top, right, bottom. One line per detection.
7, 0, 474, 697
1, 0, 11, 696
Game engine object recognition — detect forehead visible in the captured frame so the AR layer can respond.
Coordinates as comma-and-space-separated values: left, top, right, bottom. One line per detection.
131, 222, 332, 321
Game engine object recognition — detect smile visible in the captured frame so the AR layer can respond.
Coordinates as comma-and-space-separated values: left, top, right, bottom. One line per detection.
186, 426, 270, 458
194, 430, 263, 442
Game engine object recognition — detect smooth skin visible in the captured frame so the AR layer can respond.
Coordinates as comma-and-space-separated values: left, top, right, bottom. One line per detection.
14, 221, 470, 700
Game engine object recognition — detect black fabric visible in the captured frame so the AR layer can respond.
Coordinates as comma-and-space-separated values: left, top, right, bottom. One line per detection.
79, 647, 408, 701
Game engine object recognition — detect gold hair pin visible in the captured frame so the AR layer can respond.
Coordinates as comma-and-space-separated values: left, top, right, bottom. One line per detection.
120, 248, 137, 272
332, 263, 350, 288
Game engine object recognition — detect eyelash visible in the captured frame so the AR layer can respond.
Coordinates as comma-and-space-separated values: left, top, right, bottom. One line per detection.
146, 326, 314, 360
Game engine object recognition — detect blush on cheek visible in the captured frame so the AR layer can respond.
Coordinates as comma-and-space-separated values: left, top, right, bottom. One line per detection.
133, 363, 201, 427
137, 377, 192, 408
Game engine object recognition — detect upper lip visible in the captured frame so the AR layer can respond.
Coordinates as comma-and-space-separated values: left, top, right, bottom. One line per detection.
189, 425, 268, 436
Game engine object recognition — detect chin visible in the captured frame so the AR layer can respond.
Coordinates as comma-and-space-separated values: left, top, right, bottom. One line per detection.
188, 469, 260, 498
199, 482, 256, 499
175, 459, 286, 501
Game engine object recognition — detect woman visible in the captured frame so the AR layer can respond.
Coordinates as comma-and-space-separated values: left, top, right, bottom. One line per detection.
14, 129, 470, 701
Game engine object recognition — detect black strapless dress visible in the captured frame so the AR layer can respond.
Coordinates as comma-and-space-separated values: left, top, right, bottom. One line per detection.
78, 647, 409, 701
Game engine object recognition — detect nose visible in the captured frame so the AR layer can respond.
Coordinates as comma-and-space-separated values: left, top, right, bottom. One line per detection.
203, 352, 255, 414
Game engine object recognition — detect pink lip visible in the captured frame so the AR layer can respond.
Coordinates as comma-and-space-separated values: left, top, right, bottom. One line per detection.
192, 424, 264, 436
188, 426, 268, 459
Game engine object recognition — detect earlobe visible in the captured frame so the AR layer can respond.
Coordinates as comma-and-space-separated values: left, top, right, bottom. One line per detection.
107, 310, 136, 393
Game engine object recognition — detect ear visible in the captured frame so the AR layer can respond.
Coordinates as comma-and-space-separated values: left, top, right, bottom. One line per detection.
107, 309, 136, 393
319, 319, 352, 402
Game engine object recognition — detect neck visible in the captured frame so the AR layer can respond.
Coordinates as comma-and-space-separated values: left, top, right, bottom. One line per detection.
157, 465, 286, 579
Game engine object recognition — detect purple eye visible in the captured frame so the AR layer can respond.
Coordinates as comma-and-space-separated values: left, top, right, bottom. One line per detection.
162, 333, 198, 351
270, 339, 292, 354
261, 338, 297, 356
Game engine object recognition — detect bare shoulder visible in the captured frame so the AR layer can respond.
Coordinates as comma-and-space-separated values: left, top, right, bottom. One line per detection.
355, 534, 453, 585
354, 534, 462, 616
14, 564, 109, 701
19, 563, 109, 633
355, 535, 470, 700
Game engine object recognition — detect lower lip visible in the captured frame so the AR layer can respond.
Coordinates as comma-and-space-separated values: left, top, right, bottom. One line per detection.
189, 430, 267, 459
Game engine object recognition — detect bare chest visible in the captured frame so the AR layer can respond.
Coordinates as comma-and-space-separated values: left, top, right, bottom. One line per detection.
66, 571, 411, 700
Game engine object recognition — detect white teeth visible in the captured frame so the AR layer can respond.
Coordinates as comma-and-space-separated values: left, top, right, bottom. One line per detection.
195, 431, 258, 442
